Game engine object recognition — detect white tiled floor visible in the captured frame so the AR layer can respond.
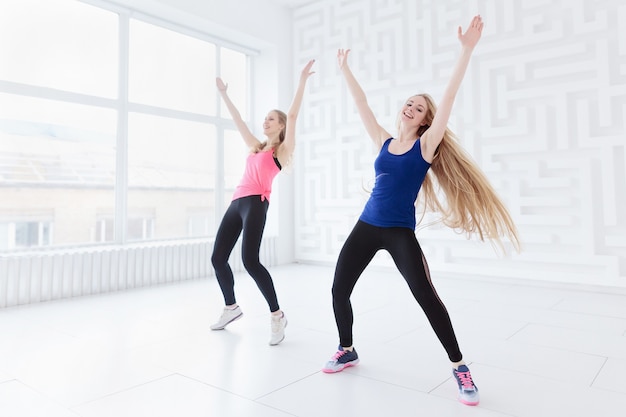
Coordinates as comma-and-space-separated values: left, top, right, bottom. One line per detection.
2, 263, 626, 416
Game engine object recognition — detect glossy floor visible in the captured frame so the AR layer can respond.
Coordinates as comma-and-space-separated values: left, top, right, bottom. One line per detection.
1, 263, 625, 416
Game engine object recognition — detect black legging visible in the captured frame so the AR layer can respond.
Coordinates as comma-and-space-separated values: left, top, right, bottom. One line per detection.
211, 195, 280, 312
332, 220, 463, 362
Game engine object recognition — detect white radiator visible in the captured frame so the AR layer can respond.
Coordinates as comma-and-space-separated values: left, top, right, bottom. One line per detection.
0, 237, 277, 308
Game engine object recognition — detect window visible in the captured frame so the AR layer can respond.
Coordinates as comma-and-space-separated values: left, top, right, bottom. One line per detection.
0, 0, 252, 250
14, 221, 52, 248
124, 18, 245, 242
0, 219, 53, 250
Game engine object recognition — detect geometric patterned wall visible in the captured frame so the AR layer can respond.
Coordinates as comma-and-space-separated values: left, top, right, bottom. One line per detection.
292, 0, 626, 287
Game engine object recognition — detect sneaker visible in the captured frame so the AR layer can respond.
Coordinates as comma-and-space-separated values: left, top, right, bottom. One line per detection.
210, 306, 243, 330
322, 345, 359, 373
453, 364, 479, 406
269, 312, 287, 345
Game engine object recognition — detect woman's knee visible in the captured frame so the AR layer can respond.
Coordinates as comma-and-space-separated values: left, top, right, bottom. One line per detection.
211, 251, 227, 268
241, 252, 261, 272
331, 284, 350, 303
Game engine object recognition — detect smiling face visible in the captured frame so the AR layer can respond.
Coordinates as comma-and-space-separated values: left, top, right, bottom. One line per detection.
262, 110, 286, 139
399, 95, 429, 128
396, 94, 437, 137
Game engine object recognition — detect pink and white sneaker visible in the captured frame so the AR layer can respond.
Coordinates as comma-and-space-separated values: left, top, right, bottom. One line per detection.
322, 345, 359, 373
453, 365, 480, 406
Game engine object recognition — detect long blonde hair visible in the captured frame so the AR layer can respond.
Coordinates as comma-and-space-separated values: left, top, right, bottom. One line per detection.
412, 94, 521, 253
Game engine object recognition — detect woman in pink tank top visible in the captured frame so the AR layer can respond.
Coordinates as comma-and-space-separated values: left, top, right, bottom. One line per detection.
210, 60, 315, 346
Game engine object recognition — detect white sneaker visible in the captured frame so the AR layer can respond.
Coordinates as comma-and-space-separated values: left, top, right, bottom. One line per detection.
210, 306, 243, 330
269, 312, 287, 345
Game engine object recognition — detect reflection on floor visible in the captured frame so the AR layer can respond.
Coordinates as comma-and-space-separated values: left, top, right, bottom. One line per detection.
1, 263, 625, 416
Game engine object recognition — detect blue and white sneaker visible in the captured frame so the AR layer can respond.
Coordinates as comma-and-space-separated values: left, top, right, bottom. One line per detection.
453, 364, 479, 406
322, 345, 359, 373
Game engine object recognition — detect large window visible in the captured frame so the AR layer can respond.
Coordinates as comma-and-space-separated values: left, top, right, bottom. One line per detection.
0, 0, 251, 250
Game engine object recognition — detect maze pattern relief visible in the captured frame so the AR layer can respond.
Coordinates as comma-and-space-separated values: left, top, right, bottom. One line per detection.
292, 0, 626, 285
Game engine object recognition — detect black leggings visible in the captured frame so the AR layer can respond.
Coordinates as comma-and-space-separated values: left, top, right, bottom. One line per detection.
332, 220, 463, 362
211, 195, 280, 312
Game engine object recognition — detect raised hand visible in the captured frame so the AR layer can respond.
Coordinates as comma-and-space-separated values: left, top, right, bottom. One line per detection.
300, 59, 316, 83
337, 49, 351, 70
216, 77, 228, 92
457, 15, 484, 49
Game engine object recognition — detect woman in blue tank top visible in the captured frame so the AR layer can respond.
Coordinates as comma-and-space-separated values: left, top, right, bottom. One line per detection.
322, 16, 520, 407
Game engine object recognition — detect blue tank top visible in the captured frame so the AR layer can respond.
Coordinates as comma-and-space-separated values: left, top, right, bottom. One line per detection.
359, 137, 431, 229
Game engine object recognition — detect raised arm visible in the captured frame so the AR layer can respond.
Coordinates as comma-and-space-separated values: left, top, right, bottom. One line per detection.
276, 59, 316, 164
216, 77, 260, 149
421, 15, 483, 161
338, 49, 391, 150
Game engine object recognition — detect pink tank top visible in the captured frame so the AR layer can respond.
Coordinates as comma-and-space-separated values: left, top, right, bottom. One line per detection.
232, 149, 281, 202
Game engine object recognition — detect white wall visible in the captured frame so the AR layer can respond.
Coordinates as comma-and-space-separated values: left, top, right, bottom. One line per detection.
291, 0, 626, 287
106, 0, 298, 264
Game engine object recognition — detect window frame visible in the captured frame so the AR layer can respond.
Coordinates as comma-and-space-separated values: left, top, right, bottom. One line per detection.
0, 0, 257, 251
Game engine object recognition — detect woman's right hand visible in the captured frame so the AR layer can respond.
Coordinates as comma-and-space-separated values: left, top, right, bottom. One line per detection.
458, 15, 483, 50
216, 77, 228, 92
337, 49, 351, 70
299, 59, 316, 83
